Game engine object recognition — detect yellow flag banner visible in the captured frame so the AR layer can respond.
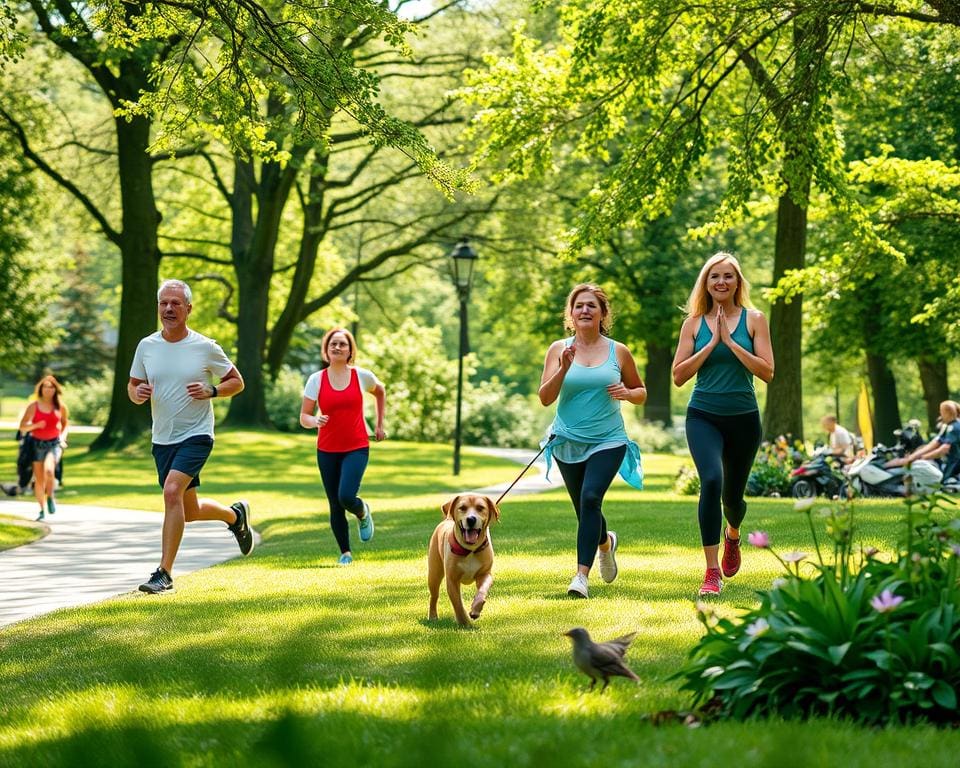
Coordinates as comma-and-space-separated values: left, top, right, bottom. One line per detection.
858, 380, 874, 452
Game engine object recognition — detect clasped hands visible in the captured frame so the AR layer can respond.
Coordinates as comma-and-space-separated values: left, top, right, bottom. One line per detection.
709, 305, 734, 348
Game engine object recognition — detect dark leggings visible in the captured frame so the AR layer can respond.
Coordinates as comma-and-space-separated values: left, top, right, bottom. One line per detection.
316, 448, 369, 553
685, 407, 762, 547
556, 445, 625, 568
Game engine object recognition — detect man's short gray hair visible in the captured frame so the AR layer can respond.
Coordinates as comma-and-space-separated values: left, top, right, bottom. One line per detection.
158, 279, 192, 303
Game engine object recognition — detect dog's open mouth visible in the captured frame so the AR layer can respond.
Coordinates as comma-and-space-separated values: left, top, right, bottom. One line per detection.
460, 524, 481, 545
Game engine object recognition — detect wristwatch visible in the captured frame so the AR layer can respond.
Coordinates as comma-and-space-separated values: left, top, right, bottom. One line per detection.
210, 384, 218, 398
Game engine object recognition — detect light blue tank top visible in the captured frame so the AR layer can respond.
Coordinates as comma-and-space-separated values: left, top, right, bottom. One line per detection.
543, 338, 643, 489
688, 309, 758, 415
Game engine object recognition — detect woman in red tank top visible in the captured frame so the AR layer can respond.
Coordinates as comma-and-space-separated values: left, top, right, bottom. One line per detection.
18, 375, 70, 520
299, 328, 387, 565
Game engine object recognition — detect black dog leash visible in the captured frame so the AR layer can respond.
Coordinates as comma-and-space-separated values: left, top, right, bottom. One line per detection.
495, 434, 556, 506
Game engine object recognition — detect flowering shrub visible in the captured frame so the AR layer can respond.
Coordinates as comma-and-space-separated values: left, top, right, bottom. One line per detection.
674, 464, 701, 496
675, 493, 960, 725
746, 435, 808, 497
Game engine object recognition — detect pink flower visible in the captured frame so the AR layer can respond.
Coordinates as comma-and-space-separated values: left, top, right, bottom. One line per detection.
870, 589, 904, 614
747, 531, 770, 548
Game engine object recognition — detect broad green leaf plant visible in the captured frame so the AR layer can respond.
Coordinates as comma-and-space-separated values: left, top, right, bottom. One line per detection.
677, 493, 960, 724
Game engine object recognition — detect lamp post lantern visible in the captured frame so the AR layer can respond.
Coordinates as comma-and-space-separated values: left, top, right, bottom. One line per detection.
450, 239, 478, 475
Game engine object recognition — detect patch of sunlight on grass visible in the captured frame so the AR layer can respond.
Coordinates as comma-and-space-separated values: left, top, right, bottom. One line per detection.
1, 682, 430, 749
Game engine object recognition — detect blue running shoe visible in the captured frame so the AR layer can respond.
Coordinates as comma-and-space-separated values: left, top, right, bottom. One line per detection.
47, 497, 56, 515
358, 501, 374, 542
338, 553, 353, 566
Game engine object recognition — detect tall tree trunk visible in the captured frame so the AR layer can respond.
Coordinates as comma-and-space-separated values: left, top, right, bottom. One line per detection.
91, 114, 159, 449
752, 15, 827, 443
225, 157, 298, 427
866, 352, 902, 446
917, 356, 949, 433
762, 189, 806, 441
227, 266, 272, 426
267, 158, 327, 376
643, 340, 672, 425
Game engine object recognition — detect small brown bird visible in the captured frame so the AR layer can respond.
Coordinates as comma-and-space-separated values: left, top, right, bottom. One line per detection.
564, 627, 640, 692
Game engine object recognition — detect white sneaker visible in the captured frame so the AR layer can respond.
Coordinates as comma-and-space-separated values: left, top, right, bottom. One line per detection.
597, 531, 618, 583
567, 572, 589, 598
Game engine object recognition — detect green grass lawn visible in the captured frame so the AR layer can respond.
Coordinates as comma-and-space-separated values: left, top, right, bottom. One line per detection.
0, 515, 45, 551
1, 429, 959, 767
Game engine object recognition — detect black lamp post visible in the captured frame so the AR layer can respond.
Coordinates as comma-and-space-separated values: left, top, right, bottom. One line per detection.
450, 238, 478, 475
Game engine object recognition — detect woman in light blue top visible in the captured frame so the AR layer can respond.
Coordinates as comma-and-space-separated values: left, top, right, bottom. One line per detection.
539, 284, 646, 599
672, 253, 774, 597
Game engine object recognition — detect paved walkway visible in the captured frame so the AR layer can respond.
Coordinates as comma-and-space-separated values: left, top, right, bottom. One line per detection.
471, 446, 565, 499
0, 500, 252, 628
0, 447, 557, 629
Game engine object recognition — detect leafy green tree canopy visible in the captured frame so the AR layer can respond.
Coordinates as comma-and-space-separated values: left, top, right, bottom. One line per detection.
1, 0, 471, 194
462, 1, 959, 252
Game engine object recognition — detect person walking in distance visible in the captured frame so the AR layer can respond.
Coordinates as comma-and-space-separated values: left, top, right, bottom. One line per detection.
539, 284, 646, 599
128, 279, 255, 594
300, 328, 386, 565
672, 252, 774, 596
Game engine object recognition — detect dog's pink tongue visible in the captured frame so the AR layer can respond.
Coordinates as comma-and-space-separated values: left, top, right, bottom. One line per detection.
464, 528, 480, 545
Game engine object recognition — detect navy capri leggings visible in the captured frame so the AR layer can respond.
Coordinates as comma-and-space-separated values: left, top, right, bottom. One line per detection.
685, 407, 762, 547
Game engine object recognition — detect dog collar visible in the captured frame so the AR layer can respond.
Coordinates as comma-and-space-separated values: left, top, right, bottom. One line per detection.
449, 529, 489, 556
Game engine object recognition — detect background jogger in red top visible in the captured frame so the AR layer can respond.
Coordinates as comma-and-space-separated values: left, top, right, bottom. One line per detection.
18, 375, 70, 520
300, 328, 387, 565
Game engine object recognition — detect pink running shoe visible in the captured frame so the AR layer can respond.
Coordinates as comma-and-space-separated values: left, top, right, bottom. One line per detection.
721, 531, 741, 578
698, 567, 724, 596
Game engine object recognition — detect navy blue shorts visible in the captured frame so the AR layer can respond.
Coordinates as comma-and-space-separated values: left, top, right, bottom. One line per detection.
152, 435, 214, 489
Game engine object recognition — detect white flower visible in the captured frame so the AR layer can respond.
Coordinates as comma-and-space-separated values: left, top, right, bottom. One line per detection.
745, 618, 770, 638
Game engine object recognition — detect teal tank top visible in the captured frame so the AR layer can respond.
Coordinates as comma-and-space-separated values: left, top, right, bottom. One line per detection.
543, 338, 643, 489
688, 309, 758, 415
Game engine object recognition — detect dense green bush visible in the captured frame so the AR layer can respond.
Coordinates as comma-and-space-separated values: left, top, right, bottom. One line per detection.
746, 436, 807, 497
674, 463, 701, 496
363, 319, 549, 447
462, 381, 547, 449
676, 494, 960, 725
627, 417, 687, 454
266, 367, 306, 432
65, 371, 112, 426
364, 319, 453, 443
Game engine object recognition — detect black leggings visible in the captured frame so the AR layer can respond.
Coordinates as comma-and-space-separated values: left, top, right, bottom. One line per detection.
316, 448, 369, 553
685, 408, 762, 547
556, 445, 625, 568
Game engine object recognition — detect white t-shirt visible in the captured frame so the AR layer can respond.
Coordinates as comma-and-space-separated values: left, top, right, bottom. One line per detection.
303, 367, 382, 400
130, 329, 235, 444
830, 424, 854, 457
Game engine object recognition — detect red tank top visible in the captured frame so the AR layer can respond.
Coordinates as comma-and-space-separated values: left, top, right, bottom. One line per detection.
31, 405, 62, 440
317, 368, 369, 453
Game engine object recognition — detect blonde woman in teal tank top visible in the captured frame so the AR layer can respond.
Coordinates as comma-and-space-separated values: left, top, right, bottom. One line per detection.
539, 284, 646, 599
672, 253, 774, 597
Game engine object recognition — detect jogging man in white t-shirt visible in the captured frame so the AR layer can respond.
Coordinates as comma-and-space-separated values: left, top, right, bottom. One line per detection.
128, 279, 255, 594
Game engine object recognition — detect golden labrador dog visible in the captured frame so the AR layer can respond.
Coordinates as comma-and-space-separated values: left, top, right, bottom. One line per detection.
428, 494, 500, 627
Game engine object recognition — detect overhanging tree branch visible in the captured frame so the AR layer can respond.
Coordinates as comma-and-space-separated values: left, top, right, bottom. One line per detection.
0, 105, 120, 245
